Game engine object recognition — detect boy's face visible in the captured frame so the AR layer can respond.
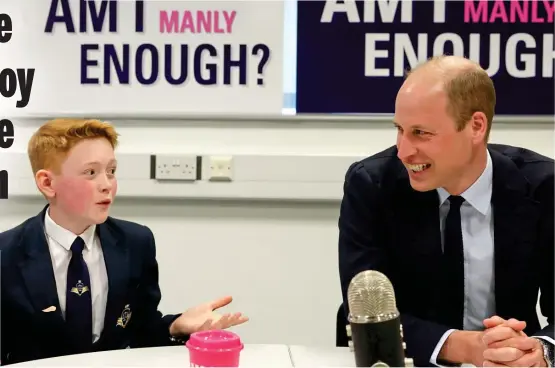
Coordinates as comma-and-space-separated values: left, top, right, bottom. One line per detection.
50, 138, 118, 227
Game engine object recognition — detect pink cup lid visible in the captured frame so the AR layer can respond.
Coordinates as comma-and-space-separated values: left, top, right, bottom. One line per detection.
186, 330, 243, 351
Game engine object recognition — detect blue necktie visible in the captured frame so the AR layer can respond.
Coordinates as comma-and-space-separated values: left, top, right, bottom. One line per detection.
441, 195, 465, 329
66, 236, 93, 352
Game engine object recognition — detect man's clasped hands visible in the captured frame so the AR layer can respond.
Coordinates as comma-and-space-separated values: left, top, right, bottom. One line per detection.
470, 316, 547, 367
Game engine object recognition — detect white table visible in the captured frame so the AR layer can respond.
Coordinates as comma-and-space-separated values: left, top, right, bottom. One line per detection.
10, 344, 294, 367
288, 345, 355, 367
288, 346, 478, 367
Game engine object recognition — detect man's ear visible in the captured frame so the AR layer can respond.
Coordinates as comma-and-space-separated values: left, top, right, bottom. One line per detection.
35, 169, 56, 199
469, 111, 488, 144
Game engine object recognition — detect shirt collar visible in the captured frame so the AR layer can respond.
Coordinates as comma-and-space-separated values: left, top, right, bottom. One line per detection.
436, 149, 493, 215
44, 207, 96, 251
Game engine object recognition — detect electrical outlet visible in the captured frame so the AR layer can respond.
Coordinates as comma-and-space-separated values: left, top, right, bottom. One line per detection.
208, 156, 233, 181
152, 155, 199, 181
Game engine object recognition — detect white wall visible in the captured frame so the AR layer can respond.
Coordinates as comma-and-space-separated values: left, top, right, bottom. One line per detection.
1, 116, 552, 345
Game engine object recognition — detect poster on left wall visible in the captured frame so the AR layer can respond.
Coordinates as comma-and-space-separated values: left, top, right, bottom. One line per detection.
0, 0, 284, 116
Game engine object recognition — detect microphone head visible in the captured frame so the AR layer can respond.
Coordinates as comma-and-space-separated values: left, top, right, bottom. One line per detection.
347, 270, 399, 323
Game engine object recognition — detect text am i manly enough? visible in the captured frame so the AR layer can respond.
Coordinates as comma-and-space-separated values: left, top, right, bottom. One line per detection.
0, 13, 29, 199
321, 0, 555, 78
45, 0, 271, 86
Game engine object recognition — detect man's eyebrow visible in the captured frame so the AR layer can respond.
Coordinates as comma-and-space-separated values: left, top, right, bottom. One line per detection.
394, 122, 433, 131
412, 125, 433, 130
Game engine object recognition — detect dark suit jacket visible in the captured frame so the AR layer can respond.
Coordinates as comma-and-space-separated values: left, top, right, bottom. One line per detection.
338, 144, 554, 366
0, 205, 184, 365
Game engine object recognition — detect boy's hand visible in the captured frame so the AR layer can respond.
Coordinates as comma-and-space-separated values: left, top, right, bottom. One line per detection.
169, 296, 249, 336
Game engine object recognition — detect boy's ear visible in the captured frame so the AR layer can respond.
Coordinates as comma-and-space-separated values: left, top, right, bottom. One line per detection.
35, 169, 56, 199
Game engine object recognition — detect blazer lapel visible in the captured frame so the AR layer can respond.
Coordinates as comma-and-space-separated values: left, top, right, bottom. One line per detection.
392, 171, 445, 317
392, 166, 443, 259
394, 186, 442, 256
490, 150, 540, 318
97, 221, 129, 338
18, 206, 64, 323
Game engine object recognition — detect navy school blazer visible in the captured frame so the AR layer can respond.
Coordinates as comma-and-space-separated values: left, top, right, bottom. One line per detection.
0, 206, 184, 365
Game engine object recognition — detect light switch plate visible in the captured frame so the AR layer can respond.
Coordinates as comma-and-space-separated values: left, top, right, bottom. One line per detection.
208, 156, 233, 181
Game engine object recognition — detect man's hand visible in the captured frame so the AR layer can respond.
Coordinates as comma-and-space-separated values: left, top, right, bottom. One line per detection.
482, 316, 547, 367
438, 330, 488, 366
169, 296, 249, 337
483, 316, 527, 332
438, 318, 525, 366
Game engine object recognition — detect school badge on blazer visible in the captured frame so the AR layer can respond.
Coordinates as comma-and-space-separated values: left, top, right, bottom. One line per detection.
117, 304, 132, 328
70, 280, 89, 296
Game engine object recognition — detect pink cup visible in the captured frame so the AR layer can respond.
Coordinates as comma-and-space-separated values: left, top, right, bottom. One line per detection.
186, 330, 244, 367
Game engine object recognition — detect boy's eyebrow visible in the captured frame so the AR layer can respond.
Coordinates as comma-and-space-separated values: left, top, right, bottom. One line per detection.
83, 159, 118, 166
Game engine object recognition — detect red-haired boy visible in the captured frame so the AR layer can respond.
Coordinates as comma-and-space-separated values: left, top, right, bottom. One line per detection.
0, 119, 248, 364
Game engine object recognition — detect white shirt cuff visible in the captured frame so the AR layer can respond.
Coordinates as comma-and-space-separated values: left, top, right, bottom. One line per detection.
534, 336, 555, 346
430, 329, 456, 366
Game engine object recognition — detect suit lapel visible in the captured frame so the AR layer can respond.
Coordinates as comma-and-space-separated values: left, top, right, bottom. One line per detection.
18, 206, 64, 323
97, 221, 129, 339
392, 173, 445, 318
392, 166, 443, 258
490, 150, 540, 318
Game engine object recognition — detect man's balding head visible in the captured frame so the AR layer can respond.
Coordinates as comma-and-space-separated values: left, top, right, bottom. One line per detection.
399, 55, 496, 141
408, 54, 483, 77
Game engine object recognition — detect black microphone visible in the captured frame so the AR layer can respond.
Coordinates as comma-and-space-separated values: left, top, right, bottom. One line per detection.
346, 270, 413, 367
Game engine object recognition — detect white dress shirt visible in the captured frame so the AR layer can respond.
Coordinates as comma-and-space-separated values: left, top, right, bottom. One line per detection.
430, 150, 553, 365
44, 209, 109, 343
430, 151, 497, 365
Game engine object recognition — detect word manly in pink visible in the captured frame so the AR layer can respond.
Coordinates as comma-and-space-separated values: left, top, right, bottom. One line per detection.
464, 0, 554, 23
159, 10, 237, 33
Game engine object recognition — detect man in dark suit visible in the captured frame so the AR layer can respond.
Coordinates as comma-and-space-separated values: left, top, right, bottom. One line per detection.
1, 119, 248, 365
338, 55, 553, 367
